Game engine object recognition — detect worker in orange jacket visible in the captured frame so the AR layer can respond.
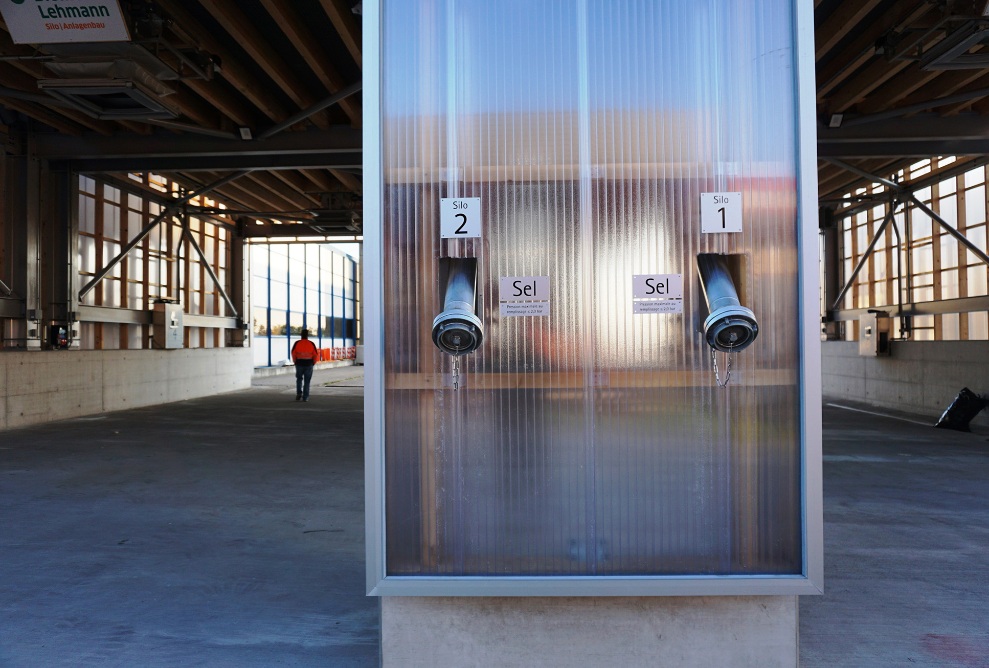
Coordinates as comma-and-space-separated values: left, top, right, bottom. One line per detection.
291, 329, 319, 402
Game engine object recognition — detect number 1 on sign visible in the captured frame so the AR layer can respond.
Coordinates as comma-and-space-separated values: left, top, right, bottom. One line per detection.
701, 192, 742, 234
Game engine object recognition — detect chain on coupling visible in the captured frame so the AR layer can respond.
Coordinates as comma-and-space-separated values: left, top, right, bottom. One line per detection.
712, 342, 735, 388
452, 354, 461, 391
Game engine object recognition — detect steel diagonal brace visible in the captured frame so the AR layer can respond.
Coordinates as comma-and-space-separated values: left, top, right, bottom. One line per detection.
181, 225, 239, 318
831, 201, 900, 311
79, 170, 253, 301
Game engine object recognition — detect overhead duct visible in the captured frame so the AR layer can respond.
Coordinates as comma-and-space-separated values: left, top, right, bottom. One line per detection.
36, 42, 182, 120
38, 59, 177, 120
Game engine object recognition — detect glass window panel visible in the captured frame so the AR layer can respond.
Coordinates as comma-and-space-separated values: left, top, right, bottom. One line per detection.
965, 226, 986, 254
306, 288, 319, 314
965, 167, 984, 188
252, 307, 268, 335
965, 186, 986, 227
105, 185, 120, 204
967, 265, 987, 295
289, 312, 304, 335
80, 175, 96, 194
913, 316, 935, 340
289, 283, 304, 312
79, 235, 96, 272
127, 281, 144, 309
251, 245, 268, 275
941, 269, 959, 299
79, 195, 96, 234
252, 276, 269, 306
270, 248, 289, 277
941, 235, 958, 269
103, 279, 122, 308
270, 310, 287, 336
938, 196, 957, 228
942, 313, 960, 340
940, 179, 956, 196
911, 209, 932, 239
969, 311, 988, 339
103, 242, 122, 277
104, 204, 121, 240
270, 280, 288, 310
913, 244, 934, 273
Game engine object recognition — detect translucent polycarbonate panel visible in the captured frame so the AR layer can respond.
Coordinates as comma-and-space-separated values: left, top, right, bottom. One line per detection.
381, 0, 801, 576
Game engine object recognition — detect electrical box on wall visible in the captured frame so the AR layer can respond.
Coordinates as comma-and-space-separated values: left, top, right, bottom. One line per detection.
364, 0, 822, 597
152, 302, 183, 349
859, 312, 891, 357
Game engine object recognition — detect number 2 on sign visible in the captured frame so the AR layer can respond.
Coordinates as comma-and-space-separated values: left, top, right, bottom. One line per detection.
441, 197, 482, 238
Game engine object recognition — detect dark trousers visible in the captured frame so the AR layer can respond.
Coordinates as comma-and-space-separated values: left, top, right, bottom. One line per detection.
296, 362, 314, 399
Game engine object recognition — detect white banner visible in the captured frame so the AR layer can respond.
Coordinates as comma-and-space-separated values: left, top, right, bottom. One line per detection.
1, 0, 130, 44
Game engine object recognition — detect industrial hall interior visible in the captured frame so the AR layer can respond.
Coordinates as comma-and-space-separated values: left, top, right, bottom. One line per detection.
1, 0, 988, 667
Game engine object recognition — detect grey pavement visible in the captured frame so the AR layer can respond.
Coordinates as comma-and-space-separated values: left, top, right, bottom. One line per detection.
0, 365, 376, 667
800, 402, 989, 667
2, 368, 989, 666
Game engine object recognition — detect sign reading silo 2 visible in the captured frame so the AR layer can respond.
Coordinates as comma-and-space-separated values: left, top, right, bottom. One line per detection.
440, 197, 482, 238
1, 0, 130, 44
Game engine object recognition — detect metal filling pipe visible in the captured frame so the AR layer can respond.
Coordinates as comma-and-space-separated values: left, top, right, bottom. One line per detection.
431, 258, 483, 356
697, 254, 759, 352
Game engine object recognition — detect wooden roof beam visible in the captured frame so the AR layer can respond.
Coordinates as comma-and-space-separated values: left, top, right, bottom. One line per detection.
156, 0, 291, 124
198, 0, 326, 124
815, 0, 885, 61
258, 0, 362, 127
318, 0, 362, 70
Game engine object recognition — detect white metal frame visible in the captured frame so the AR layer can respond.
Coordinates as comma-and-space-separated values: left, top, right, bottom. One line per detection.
364, 0, 823, 597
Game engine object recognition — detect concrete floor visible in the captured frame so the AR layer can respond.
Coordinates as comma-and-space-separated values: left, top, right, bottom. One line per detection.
2, 369, 988, 666
0, 365, 376, 667
800, 402, 989, 667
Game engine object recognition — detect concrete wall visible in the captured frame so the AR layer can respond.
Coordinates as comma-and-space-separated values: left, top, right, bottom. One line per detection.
382, 596, 797, 668
822, 341, 989, 426
0, 347, 252, 430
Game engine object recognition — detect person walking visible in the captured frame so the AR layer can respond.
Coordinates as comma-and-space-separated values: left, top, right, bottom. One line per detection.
291, 329, 319, 402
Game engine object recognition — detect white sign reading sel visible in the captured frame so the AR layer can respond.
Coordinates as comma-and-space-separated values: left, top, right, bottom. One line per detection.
0, 0, 130, 44
499, 276, 550, 317
632, 274, 684, 314
440, 197, 482, 239
701, 192, 743, 233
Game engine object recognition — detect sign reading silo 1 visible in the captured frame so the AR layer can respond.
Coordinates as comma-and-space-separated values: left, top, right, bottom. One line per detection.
364, 0, 822, 595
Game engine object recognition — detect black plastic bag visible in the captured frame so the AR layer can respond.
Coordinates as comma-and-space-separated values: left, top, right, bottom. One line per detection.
934, 387, 988, 432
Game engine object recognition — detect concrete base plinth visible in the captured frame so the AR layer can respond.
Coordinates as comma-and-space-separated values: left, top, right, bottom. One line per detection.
382, 596, 797, 668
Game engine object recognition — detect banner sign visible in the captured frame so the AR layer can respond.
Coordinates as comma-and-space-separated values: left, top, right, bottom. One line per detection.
0, 0, 130, 44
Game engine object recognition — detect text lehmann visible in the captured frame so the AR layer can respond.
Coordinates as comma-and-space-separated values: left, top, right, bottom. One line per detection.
37, 3, 111, 19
